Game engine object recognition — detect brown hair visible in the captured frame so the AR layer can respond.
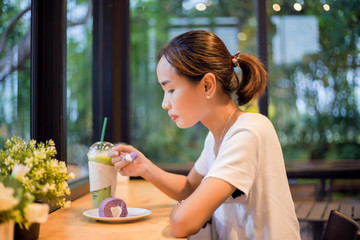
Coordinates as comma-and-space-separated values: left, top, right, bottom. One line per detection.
159, 30, 267, 106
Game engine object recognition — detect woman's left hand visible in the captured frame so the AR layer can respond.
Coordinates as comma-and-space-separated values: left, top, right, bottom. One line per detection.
108, 144, 150, 177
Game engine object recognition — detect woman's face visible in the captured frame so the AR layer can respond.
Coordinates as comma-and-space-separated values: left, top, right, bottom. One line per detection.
156, 56, 206, 129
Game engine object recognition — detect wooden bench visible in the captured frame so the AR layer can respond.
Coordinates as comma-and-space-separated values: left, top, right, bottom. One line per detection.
295, 201, 360, 239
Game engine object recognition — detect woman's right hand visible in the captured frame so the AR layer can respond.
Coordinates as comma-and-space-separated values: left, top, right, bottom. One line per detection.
108, 144, 150, 178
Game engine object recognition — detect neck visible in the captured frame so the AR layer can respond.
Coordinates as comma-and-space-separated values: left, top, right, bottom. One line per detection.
201, 100, 241, 155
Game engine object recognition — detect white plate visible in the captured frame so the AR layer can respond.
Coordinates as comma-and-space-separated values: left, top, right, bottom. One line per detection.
83, 207, 151, 222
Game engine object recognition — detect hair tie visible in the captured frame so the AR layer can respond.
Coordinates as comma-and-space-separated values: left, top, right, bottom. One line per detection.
232, 51, 240, 68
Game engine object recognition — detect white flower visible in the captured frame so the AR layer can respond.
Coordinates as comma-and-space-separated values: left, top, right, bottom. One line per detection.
25, 192, 33, 199
42, 183, 56, 193
11, 164, 30, 179
25, 203, 49, 223
34, 150, 46, 160
63, 201, 71, 208
4, 156, 12, 166
29, 139, 37, 146
61, 181, 68, 190
68, 172, 76, 179
24, 157, 34, 168
48, 159, 57, 169
48, 183, 56, 191
0, 182, 19, 212
42, 183, 49, 193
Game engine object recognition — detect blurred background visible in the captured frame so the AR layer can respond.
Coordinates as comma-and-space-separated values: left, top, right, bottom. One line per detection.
0, 0, 359, 197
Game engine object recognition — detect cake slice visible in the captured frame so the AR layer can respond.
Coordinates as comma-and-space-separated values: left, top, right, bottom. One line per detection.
98, 197, 128, 218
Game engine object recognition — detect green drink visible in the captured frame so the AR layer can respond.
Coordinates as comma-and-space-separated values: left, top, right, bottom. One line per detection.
87, 141, 115, 209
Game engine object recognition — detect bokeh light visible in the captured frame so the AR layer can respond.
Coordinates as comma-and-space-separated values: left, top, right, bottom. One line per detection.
273, 3, 281, 11
294, 3, 302, 11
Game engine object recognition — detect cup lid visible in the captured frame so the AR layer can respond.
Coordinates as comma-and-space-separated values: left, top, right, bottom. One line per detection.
89, 141, 114, 152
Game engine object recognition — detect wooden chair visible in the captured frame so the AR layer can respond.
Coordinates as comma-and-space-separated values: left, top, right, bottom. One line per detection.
355, 231, 360, 240
322, 210, 360, 240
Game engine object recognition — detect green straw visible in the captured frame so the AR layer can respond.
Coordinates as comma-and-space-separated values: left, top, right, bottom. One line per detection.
100, 117, 108, 149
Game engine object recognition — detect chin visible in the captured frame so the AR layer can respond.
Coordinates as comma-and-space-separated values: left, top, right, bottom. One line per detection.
176, 120, 197, 129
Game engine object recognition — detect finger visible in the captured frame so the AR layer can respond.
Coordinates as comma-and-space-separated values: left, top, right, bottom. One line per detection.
117, 163, 136, 177
108, 149, 120, 158
113, 160, 131, 172
108, 144, 135, 157
111, 155, 122, 165
110, 145, 139, 161
109, 144, 130, 157
111, 144, 136, 154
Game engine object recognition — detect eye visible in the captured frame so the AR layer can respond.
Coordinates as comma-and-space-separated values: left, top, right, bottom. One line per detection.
168, 89, 174, 94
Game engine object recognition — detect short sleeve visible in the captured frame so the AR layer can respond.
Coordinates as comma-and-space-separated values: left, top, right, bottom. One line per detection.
205, 127, 260, 201
194, 132, 213, 177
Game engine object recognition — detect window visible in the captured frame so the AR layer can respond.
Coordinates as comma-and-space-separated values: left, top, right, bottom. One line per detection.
130, 0, 258, 167
0, 0, 31, 148
0, 0, 93, 203
268, 1, 360, 160
66, 0, 93, 183
1, 0, 128, 203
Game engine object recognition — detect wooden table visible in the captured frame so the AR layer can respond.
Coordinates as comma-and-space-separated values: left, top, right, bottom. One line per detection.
286, 160, 360, 200
295, 201, 360, 239
39, 179, 185, 240
286, 160, 360, 179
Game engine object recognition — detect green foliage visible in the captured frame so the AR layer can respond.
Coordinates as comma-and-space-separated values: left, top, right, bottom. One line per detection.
1, 0, 359, 165
0, 136, 74, 208
268, 0, 360, 160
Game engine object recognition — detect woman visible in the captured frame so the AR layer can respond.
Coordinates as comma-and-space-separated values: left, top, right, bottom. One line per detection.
109, 30, 301, 239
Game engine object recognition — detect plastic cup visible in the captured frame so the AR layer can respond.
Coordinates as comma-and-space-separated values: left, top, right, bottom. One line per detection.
87, 141, 115, 209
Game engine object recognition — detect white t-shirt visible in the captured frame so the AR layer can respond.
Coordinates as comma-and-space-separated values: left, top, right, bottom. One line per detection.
194, 113, 301, 240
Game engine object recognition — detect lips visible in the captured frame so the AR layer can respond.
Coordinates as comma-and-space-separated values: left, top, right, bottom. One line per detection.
169, 114, 178, 121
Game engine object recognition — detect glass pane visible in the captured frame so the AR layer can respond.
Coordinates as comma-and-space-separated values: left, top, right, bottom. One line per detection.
67, 0, 93, 180
268, 1, 360, 160
0, 1, 31, 147
130, 0, 256, 164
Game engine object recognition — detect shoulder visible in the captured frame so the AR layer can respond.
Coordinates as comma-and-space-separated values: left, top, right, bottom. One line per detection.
225, 112, 278, 145
203, 131, 214, 147
237, 112, 272, 126
233, 112, 276, 134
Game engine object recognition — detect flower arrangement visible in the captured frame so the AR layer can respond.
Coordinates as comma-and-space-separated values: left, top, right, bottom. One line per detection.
0, 136, 75, 228
0, 165, 48, 229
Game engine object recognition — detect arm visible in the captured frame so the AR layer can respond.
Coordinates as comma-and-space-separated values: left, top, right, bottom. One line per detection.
170, 177, 236, 237
108, 144, 203, 201
109, 144, 235, 237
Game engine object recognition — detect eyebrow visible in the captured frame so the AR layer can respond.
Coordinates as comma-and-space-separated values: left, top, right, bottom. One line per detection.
160, 80, 171, 86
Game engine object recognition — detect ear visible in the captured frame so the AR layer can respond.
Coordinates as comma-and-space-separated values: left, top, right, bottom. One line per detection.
202, 73, 216, 99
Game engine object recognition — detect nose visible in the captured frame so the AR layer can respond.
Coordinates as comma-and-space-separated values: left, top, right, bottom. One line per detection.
162, 94, 171, 110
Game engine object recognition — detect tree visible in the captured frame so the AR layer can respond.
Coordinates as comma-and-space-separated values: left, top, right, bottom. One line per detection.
268, 0, 360, 160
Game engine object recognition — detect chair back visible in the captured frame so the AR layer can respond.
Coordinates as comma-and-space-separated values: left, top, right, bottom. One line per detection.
322, 210, 360, 240
354, 231, 360, 240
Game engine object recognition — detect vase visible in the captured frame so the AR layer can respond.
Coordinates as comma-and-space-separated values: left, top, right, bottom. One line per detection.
0, 220, 14, 240
14, 222, 40, 240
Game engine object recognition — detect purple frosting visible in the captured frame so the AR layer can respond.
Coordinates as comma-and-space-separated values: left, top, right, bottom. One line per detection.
98, 197, 128, 217
129, 152, 138, 160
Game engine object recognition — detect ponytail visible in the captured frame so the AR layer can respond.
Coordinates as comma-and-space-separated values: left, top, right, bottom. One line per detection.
235, 54, 267, 106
